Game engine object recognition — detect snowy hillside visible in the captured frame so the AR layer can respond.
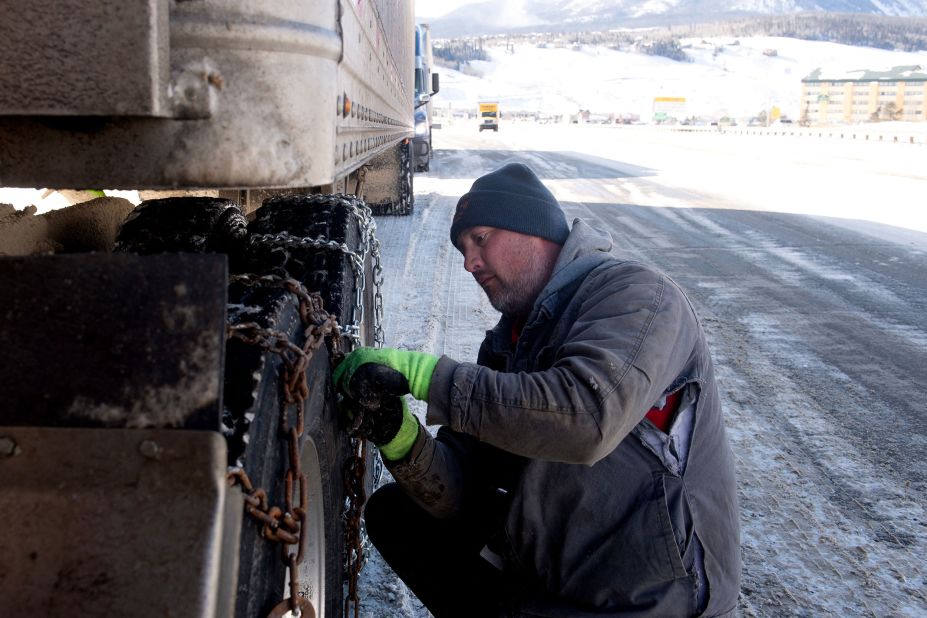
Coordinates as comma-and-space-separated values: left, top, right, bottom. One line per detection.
525, 0, 927, 21
432, 35, 927, 121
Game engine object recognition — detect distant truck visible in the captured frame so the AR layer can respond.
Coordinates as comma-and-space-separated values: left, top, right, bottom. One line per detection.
479, 101, 500, 131
413, 24, 440, 172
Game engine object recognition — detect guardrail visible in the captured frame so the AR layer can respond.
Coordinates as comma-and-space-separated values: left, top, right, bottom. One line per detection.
672, 125, 927, 145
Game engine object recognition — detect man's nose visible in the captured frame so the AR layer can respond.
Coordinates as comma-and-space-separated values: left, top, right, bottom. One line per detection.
463, 249, 482, 273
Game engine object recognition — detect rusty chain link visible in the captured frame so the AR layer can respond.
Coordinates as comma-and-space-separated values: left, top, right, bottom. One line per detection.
227, 276, 340, 618
342, 434, 367, 618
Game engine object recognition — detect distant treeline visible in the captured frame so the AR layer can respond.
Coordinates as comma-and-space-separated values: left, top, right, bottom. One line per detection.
640, 38, 691, 62
434, 13, 927, 69
433, 39, 489, 69
669, 14, 927, 52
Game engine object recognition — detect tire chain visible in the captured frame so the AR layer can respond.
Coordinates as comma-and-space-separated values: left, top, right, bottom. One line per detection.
226, 195, 385, 618
399, 139, 413, 214
248, 194, 385, 349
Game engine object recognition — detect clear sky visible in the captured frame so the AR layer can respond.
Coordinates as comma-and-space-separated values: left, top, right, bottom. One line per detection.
415, 0, 471, 19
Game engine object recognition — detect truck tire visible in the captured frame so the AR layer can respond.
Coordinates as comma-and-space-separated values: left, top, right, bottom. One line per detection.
114, 196, 249, 260
234, 193, 379, 618
115, 195, 379, 618
422, 140, 431, 173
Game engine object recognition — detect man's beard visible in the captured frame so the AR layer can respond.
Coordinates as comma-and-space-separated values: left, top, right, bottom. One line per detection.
482, 267, 550, 318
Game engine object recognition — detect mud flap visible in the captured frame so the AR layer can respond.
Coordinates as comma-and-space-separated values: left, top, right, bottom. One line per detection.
0, 253, 227, 429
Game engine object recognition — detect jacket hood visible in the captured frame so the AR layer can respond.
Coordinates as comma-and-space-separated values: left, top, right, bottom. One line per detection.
540, 218, 613, 302
487, 219, 613, 334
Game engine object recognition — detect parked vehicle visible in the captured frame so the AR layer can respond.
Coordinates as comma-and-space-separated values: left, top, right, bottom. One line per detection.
0, 1, 416, 617
413, 23, 440, 172
479, 101, 500, 131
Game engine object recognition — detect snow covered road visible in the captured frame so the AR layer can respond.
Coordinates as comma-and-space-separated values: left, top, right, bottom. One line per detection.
358, 121, 927, 617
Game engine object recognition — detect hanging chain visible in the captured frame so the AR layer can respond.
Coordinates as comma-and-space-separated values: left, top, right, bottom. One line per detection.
334, 196, 385, 618
342, 435, 367, 618
340, 196, 386, 349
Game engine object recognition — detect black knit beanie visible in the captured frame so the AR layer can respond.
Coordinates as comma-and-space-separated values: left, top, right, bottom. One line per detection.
450, 163, 570, 247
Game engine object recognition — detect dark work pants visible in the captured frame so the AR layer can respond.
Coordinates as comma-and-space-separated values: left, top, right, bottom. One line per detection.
363, 482, 508, 618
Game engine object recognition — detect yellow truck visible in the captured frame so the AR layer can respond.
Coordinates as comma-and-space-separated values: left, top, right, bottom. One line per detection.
479, 101, 500, 132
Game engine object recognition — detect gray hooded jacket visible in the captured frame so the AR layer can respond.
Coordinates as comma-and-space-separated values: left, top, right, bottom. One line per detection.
387, 219, 741, 616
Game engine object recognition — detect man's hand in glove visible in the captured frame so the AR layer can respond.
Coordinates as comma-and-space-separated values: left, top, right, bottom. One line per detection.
333, 347, 439, 402
343, 394, 419, 461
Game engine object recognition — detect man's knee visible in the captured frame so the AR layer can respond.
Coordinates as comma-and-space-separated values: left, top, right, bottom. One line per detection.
364, 482, 414, 548
363, 483, 391, 543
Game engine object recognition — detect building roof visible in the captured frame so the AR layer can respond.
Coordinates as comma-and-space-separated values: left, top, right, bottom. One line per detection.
802, 65, 927, 83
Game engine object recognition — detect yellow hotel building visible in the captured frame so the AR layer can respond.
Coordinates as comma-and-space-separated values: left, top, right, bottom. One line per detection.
800, 65, 927, 124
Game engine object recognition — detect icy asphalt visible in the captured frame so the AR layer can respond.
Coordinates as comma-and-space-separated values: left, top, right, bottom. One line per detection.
357, 121, 927, 617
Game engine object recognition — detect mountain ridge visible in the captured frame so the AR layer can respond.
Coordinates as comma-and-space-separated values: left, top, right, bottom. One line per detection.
426, 0, 927, 38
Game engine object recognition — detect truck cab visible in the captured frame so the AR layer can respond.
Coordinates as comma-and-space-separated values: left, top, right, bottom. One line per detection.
413, 24, 440, 172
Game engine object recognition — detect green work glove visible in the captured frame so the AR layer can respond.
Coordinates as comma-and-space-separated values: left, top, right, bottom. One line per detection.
376, 397, 420, 460
333, 347, 439, 402
343, 394, 419, 461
